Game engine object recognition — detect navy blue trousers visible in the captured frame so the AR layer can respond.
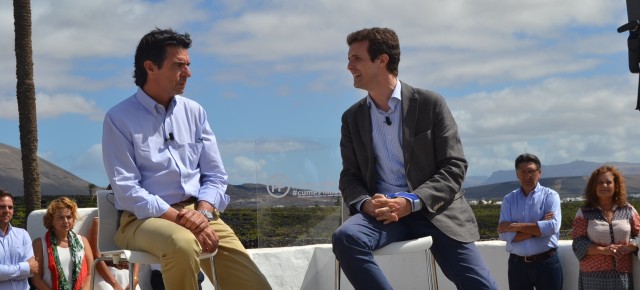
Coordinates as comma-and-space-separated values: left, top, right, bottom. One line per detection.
508, 251, 563, 290
332, 212, 497, 290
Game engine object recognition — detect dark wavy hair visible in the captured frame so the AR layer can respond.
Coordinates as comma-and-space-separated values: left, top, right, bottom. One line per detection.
347, 27, 400, 76
43, 197, 80, 231
584, 165, 627, 207
133, 28, 192, 87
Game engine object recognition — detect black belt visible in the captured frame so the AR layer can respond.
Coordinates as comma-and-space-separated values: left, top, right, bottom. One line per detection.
510, 248, 556, 263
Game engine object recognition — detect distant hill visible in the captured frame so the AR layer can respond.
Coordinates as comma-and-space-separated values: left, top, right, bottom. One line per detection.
481, 160, 640, 185
0, 143, 96, 196
464, 175, 640, 201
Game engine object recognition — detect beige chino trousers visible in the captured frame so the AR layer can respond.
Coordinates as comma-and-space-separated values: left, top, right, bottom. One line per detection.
115, 204, 271, 290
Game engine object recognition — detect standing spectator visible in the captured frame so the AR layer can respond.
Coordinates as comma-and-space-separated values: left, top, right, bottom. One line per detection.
498, 153, 563, 289
0, 190, 38, 290
572, 165, 640, 289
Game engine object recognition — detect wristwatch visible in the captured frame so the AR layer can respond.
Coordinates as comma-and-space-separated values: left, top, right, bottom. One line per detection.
385, 192, 423, 212
197, 209, 217, 221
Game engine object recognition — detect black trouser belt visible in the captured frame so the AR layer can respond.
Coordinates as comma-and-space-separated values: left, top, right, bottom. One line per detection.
510, 248, 556, 262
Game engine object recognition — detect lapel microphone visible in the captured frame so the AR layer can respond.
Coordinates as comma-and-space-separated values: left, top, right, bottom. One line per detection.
166, 133, 175, 141
385, 116, 392, 126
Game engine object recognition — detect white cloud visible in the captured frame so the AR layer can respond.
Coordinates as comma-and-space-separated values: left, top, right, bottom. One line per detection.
219, 138, 322, 155
0, 93, 104, 121
225, 155, 267, 185
452, 74, 640, 176
31, 0, 208, 59
1, 0, 209, 95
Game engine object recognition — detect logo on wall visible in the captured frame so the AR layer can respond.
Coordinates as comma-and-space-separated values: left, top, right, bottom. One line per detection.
266, 174, 291, 198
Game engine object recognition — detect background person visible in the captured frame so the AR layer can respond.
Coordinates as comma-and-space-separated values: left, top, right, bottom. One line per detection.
0, 190, 38, 290
102, 28, 270, 290
88, 217, 140, 290
32, 197, 93, 290
572, 165, 640, 289
332, 27, 496, 290
497, 153, 563, 290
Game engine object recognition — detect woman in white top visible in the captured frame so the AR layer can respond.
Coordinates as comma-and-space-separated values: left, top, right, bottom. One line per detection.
32, 197, 94, 290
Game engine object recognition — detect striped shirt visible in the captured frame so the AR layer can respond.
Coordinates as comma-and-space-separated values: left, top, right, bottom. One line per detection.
367, 81, 409, 195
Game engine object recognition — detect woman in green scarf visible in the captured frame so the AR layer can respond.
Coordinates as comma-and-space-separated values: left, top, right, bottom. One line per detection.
32, 197, 94, 290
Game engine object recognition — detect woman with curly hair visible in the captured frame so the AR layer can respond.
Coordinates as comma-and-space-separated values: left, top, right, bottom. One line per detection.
31, 197, 93, 290
572, 165, 640, 289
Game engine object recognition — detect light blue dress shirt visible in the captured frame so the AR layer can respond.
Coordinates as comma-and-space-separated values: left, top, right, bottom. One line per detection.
103, 88, 230, 219
0, 225, 34, 290
498, 183, 561, 256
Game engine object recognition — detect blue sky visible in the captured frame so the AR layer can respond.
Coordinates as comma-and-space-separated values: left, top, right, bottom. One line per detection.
1, 0, 639, 193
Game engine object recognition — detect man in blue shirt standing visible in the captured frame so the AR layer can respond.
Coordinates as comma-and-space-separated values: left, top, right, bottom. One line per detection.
0, 190, 38, 290
498, 153, 563, 290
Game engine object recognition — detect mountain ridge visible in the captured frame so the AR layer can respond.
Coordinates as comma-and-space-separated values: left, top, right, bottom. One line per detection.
3, 142, 640, 203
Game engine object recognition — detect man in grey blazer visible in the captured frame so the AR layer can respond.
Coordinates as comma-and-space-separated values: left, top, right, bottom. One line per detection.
332, 27, 497, 290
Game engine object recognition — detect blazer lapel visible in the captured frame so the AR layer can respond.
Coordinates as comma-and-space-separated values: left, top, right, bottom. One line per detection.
401, 82, 418, 166
355, 99, 376, 190
355, 99, 373, 159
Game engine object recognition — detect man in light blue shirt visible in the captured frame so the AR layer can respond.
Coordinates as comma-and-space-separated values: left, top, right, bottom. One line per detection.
0, 190, 38, 290
498, 153, 563, 290
102, 28, 270, 290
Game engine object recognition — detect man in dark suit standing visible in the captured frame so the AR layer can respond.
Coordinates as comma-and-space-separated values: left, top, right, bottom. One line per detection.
332, 27, 497, 290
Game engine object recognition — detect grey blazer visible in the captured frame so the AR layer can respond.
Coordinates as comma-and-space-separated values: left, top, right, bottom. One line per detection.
338, 81, 480, 243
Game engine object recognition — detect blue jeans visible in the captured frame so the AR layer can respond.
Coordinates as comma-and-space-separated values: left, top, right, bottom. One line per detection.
332, 212, 497, 290
508, 251, 563, 290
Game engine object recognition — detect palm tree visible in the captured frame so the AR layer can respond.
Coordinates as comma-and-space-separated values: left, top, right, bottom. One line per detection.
13, 0, 41, 217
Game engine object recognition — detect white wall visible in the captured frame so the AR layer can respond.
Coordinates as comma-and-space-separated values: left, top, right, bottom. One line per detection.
247, 240, 640, 290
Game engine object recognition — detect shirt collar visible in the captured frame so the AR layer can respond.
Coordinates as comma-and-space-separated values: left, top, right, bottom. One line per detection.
366, 79, 402, 109
519, 182, 541, 197
135, 87, 177, 116
0, 223, 13, 237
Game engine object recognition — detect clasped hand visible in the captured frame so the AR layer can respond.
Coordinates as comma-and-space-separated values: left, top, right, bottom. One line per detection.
363, 193, 410, 224
177, 209, 219, 253
606, 243, 636, 258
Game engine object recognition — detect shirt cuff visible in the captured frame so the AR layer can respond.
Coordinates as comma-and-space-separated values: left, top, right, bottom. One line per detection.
354, 198, 370, 212
19, 261, 30, 276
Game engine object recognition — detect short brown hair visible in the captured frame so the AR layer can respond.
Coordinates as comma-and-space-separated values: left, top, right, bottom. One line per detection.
584, 165, 627, 207
0, 190, 13, 202
43, 197, 80, 231
347, 27, 400, 76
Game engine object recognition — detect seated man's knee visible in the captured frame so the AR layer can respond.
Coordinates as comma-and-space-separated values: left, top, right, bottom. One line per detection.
167, 233, 200, 256
332, 225, 363, 255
